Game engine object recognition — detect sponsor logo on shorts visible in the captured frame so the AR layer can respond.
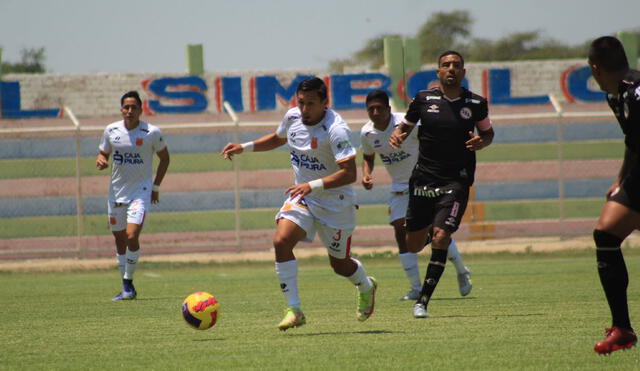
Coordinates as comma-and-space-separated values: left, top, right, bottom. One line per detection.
329, 241, 341, 251
413, 186, 450, 198
445, 216, 457, 227
109, 217, 117, 225
450, 201, 460, 217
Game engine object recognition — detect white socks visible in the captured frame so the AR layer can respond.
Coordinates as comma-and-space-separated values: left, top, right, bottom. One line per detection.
116, 253, 126, 278
123, 249, 140, 280
447, 239, 468, 274
399, 252, 421, 291
275, 260, 300, 309
347, 258, 373, 293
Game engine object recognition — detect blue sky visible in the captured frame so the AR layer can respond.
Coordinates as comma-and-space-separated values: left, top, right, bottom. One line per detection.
1, 0, 638, 74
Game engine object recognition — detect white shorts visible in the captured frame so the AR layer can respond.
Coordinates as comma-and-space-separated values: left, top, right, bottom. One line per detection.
107, 199, 148, 231
388, 190, 409, 224
275, 196, 355, 259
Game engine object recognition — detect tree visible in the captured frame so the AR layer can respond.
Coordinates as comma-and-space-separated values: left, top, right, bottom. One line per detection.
416, 10, 473, 63
1, 47, 47, 74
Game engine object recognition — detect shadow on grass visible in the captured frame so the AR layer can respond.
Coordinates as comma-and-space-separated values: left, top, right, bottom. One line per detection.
436, 313, 545, 319
431, 296, 478, 301
192, 338, 226, 342
289, 329, 397, 337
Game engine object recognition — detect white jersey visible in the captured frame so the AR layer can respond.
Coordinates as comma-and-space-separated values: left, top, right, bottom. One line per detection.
276, 107, 357, 212
99, 120, 166, 203
360, 112, 419, 192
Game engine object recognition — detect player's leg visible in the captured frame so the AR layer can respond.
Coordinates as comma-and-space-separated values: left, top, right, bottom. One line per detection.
447, 239, 472, 296
318, 225, 376, 322
593, 186, 640, 353
108, 203, 130, 301
413, 185, 468, 318
118, 199, 147, 300
389, 192, 421, 300
273, 197, 312, 330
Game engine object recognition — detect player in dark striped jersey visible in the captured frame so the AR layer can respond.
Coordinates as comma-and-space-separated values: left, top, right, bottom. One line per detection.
390, 51, 494, 318
589, 36, 640, 355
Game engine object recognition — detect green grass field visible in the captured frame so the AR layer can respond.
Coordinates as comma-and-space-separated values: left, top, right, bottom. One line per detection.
0, 199, 604, 239
0, 140, 624, 179
2, 250, 640, 369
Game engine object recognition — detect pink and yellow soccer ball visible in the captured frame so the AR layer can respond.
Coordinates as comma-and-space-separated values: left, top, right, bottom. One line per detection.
181, 291, 220, 330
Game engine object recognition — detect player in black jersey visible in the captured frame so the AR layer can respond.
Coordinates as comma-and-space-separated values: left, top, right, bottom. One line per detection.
389, 51, 494, 318
588, 36, 640, 355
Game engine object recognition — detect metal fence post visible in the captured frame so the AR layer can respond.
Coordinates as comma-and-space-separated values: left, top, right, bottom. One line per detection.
64, 106, 85, 257
548, 94, 565, 238
223, 101, 242, 252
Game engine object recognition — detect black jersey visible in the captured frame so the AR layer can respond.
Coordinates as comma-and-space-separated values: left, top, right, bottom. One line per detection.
607, 69, 640, 175
405, 87, 489, 187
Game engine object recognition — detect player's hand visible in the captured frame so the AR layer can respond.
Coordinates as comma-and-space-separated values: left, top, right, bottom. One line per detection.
389, 131, 408, 149
151, 190, 160, 204
220, 142, 243, 160
285, 183, 312, 200
96, 155, 109, 170
362, 174, 374, 190
465, 131, 484, 151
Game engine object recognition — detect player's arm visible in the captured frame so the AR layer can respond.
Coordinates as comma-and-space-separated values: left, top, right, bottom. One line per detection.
286, 156, 357, 199
389, 121, 415, 149
151, 147, 170, 204
362, 153, 375, 190
220, 133, 287, 160
96, 150, 110, 170
466, 116, 494, 151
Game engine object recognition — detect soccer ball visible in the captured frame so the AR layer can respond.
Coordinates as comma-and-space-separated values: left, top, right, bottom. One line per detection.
181, 291, 220, 330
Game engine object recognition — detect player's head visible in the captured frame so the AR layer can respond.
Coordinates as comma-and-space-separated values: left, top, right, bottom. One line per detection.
588, 36, 629, 94
437, 51, 466, 88
120, 90, 142, 125
365, 90, 391, 127
121, 90, 142, 107
296, 77, 328, 125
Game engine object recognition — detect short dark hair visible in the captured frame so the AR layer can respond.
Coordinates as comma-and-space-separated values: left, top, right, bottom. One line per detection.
296, 77, 328, 101
589, 36, 629, 73
438, 50, 465, 68
365, 89, 390, 106
121, 90, 142, 107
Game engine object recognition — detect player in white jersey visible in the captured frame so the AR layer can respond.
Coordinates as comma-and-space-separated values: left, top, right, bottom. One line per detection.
221, 77, 377, 331
360, 90, 472, 301
96, 91, 170, 301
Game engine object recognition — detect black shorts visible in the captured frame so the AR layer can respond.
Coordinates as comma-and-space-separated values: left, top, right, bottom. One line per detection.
609, 172, 640, 213
405, 182, 469, 233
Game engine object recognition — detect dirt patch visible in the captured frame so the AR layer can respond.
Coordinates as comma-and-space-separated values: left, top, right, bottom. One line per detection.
3, 233, 639, 273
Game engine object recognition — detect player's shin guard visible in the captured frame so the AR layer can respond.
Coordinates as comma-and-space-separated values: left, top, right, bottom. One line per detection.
399, 252, 421, 291
123, 249, 140, 280
116, 253, 126, 278
348, 258, 373, 293
594, 229, 631, 329
447, 239, 467, 274
418, 248, 447, 306
275, 260, 300, 308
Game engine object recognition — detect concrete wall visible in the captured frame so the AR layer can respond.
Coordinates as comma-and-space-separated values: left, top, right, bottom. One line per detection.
0, 59, 614, 119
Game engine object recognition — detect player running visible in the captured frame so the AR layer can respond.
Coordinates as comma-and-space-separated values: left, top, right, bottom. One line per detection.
360, 89, 472, 301
588, 36, 639, 355
96, 91, 170, 301
221, 77, 377, 331
390, 51, 494, 319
